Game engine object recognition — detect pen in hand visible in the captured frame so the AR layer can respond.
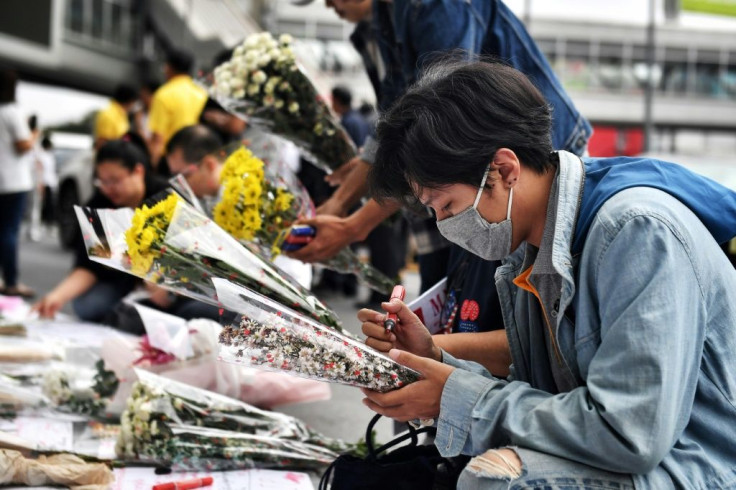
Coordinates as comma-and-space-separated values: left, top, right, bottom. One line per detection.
383, 285, 406, 333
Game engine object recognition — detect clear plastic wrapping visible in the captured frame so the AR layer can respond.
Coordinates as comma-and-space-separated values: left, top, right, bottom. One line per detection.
117, 370, 353, 471
74, 192, 343, 330
215, 278, 421, 393
207, 32, 357, 175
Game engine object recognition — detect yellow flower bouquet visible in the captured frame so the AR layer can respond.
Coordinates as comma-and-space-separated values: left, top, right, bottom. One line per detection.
74, 192, 342, 329
203, 145, 393, 295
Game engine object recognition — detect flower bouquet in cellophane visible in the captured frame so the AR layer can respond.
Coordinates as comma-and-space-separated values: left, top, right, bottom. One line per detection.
116, 370, 355, 471
208, 32, 356, 174
74, 192, 342, 329
207, 145, 393, 294
214, 278, 421, 393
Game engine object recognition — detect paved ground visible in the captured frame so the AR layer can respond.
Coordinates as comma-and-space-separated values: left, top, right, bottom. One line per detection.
15, 225, 420, 471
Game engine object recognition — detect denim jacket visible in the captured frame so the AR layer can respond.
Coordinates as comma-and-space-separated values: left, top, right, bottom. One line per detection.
393, 0, 592, 155
437, 151, 736, 488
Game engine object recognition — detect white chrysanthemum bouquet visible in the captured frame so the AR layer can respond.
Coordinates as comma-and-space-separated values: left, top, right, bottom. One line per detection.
209, 32, 357, 174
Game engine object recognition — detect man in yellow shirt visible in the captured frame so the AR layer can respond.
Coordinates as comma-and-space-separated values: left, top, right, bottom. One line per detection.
94, 84, 137, 149
147, 49, 208, 174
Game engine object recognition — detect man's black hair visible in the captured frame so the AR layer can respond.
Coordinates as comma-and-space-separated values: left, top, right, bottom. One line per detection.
331, 85, 353, 108
113, 84, 138, 104
141, 79, 160, 94
166, 124, 223, 164
369, 60, 554, 206
95, 138, 149, 171
166, 48, 195, 75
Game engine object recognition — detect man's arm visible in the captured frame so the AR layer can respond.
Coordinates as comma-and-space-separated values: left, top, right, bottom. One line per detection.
433, 330, 510, 377
288, 198, 401, 263
316, 157, 372, 217
33, 268, 97, 318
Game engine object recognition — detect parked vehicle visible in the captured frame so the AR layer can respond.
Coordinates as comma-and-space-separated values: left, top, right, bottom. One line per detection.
50, 132, 94, 249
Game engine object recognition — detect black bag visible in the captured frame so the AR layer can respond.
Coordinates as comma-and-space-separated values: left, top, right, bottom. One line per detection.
319, 414, 469, 490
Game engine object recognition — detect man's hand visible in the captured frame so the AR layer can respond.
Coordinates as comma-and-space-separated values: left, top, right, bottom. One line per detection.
359, 299, 441, 361
286, 215, 356, 262
145, 283, 173, 308
324, 156, 360, 187
32, 292, 65, 319
361, 349, 454, 422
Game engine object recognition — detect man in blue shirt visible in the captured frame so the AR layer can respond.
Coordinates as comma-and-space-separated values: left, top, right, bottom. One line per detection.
331, 85, 370, 147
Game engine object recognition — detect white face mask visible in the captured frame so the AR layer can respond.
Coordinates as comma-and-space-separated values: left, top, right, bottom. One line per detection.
435, 166, 513, 261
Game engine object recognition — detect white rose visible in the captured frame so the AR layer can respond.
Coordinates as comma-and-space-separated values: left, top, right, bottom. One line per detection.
274, 98, 284, 109
279, 34, 293, 45
244, 36, 258, 49
252, 70, 267, 84
268, 48, 280, 59
288, 102, 299, 114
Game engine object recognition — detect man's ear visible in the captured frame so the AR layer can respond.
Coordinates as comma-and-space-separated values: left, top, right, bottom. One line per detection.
203, 155, 219, 172
491, 148, 521, 188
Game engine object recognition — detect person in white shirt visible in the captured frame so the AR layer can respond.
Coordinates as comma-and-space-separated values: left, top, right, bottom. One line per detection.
0, 69, 35, 297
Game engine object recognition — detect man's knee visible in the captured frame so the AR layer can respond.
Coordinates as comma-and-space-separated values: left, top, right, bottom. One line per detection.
466, 447, 523, 479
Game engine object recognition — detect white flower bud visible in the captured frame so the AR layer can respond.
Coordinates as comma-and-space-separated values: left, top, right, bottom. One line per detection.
288, 101, 299, 114
229, 78, 245, 90
233, 88, 246, 99
247, 84, 260, 96
233, 46, 244, 57
274, 98, 284, 109
279, 34, 293, 45
252, 70, 267, 84
263, 95, 275, 106
258, 54, 272, 67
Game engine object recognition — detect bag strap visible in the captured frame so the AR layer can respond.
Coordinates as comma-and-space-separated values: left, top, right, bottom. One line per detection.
318, 414, 437, 490
366, 414, 435, 461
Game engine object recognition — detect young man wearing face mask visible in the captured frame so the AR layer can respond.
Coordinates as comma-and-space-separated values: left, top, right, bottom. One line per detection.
360, 61, 736, 488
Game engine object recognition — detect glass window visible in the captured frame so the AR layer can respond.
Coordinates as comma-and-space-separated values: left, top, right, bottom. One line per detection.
67, 0, 85, 33
91, 0, 104, 39
110, 3, 123, 44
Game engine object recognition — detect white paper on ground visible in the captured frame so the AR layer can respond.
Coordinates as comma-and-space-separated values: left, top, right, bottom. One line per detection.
406, 277, 448, 334
110, 467, 314, 490
13, 416, 74, 451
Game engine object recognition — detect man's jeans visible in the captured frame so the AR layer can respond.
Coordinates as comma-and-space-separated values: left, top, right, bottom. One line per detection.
0, 191, 29, 287
457, 447, 634, 490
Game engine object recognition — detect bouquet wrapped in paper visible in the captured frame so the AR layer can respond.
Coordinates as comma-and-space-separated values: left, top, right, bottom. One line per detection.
74, 192, 342, 329
116, 370, 352, 471
208, 32, 356, 173
201, 145, 393, 294
215, 278, 421, 393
